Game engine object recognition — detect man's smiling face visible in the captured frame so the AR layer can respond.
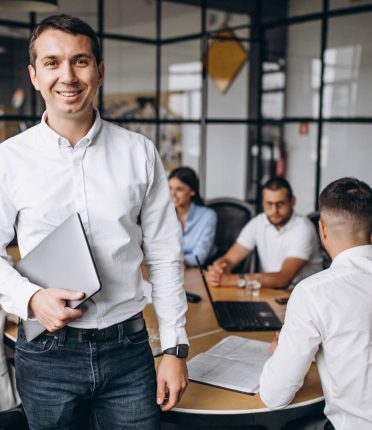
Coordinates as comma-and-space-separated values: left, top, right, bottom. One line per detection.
28, 29, 104, 121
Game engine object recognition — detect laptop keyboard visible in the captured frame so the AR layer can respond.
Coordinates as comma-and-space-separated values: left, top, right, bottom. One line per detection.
216, 302, 261, 328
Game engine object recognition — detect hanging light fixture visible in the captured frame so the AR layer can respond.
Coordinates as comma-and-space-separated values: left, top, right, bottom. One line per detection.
0, 0, 58, 12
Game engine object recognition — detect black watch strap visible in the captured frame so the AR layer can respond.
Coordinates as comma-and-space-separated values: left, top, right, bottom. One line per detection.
163, 344, 189, 358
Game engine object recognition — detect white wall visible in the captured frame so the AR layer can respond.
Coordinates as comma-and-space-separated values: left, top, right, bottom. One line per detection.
205, 66, 248, 199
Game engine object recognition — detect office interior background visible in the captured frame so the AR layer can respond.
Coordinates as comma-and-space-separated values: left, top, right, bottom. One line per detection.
1, 0, 372, 215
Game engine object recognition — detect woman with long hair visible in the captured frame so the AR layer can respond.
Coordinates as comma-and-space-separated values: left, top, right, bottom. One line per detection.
169, 166, 217, 267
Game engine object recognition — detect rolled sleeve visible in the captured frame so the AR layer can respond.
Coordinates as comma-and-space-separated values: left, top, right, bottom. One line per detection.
259, 285, 321, 409
141, 144, 188, 351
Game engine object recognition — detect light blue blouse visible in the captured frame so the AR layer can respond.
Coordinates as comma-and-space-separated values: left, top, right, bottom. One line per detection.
180, 203, 217, 267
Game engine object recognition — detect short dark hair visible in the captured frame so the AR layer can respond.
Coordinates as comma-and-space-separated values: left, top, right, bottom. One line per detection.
319, 177, 372, 234
262, 177, 293, 200
168, 166, 204, 206
29, 14, 101, 67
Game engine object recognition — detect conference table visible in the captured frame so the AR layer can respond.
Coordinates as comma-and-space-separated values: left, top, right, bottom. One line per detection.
4, 248, 324, 429
144, 268, 324, 429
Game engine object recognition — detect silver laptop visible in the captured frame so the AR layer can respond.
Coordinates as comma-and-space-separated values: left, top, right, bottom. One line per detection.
15, 213, 102, 341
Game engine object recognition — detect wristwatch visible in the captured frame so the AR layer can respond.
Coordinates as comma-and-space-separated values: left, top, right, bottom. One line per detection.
163, 344, 189, 359
236, 274, 246, 288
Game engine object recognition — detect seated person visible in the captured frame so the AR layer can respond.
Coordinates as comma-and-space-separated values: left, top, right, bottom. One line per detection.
205, 177, 322, 288
169, 167, 217, 267
260, 177, 372, 429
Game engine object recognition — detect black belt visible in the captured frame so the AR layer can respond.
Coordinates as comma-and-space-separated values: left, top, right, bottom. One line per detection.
51, 312, 145, 343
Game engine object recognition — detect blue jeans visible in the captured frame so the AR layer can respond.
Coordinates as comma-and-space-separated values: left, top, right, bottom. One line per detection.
15, 324, 160, 430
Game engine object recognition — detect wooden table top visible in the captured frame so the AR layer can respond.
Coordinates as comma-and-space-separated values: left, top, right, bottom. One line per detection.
152, 269, 323, 414
4, 248, 323, 415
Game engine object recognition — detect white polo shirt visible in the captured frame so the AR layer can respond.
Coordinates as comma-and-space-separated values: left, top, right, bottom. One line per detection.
260, 245, 372, 429
236, 212, 322, 284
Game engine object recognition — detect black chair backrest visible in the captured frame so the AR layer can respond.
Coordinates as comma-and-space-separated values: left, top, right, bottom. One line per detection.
206, 198, 255, 272
206, 197, 253, 252
307, 211, 320, 235
307, 211, 332, 269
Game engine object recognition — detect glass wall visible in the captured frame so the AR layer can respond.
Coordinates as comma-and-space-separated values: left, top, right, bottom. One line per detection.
1, 1, 372, 209
324, 12, 372, 118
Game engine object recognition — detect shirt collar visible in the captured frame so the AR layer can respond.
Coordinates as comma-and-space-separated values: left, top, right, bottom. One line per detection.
263, 211, 296, 233
331, 244, 372, 267
39, 109, 102, 150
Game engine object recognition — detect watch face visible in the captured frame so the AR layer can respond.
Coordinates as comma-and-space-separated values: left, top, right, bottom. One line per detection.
236, 277, 246, 288
178, 344, 189, 358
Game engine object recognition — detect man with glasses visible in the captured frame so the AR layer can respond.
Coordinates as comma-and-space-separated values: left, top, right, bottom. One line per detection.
205, 177, 322, 289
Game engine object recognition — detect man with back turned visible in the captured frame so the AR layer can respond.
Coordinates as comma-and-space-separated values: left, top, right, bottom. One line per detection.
260, 177, 372, 429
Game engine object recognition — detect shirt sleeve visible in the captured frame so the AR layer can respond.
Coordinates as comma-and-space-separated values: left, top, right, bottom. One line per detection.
285, 221, 318, 261
140, 143, 188, 351
259, 284, 322, 409
183, 208, 217, 267
236, 216, 257, 251
0, 179, 41, 320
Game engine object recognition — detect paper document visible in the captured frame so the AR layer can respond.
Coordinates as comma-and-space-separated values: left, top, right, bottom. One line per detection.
187, 336, 270, 394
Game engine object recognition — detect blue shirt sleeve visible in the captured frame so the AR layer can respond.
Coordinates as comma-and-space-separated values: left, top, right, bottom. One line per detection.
182, 205, 217, 267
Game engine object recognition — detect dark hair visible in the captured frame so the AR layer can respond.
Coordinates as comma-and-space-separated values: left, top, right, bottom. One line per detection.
29, 14, 101, 67
319, 177, 372, 234
262, 177, 293, 200
168, 166, 204, 205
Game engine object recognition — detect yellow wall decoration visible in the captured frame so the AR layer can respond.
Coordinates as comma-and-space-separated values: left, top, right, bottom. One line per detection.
208, 29, 248, 94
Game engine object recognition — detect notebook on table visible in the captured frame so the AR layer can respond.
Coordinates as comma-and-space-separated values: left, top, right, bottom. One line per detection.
195, 256, 282, 331
15, 213, 102, 341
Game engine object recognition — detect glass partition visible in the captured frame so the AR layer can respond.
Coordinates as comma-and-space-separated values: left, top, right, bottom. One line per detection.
324, 12, 372, 117
103, 40, 156, 120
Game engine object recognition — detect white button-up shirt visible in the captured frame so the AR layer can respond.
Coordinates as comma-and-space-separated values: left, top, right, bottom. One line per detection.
260, 245, 372, 429
237, 212, 322, 285
0, 112, 188, 350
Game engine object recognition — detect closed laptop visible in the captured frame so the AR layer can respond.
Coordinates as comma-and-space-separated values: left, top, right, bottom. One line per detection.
15, 213, 101, 341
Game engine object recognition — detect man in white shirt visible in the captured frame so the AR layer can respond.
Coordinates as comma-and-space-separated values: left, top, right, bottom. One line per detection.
260, 177, 372, 430
0, 15, 188, 430
206, 177, 322, 289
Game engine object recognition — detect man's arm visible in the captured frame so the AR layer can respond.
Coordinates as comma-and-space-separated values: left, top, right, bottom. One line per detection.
205, 243, 251, 286
0, 176, 41, 320
259, 257, 306, 288
219, 257, 306, 289
140, 142, 188, 411
259, 286, 321, 409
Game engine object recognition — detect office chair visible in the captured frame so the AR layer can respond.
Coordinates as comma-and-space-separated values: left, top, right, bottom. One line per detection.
307, 212, 332, 269
0, 406, 28, 430
205, 197, 255, 273
282, 415, 330, 430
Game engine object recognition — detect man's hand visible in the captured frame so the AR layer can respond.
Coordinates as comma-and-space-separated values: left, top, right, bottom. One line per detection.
268, 331, 280, 356
205, 260, 229, 287
28, 288, 85, 332
156, 355, 188, 411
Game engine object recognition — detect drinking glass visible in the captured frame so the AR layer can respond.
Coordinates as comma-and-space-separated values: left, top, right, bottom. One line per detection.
246, 276, 261, 298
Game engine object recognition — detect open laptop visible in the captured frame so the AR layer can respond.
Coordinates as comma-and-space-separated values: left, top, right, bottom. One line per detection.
195, 257, 282, 331
15, 213, 102, 341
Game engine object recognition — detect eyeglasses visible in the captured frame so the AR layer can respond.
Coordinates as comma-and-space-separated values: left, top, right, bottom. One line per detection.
263, 200, 291, 209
